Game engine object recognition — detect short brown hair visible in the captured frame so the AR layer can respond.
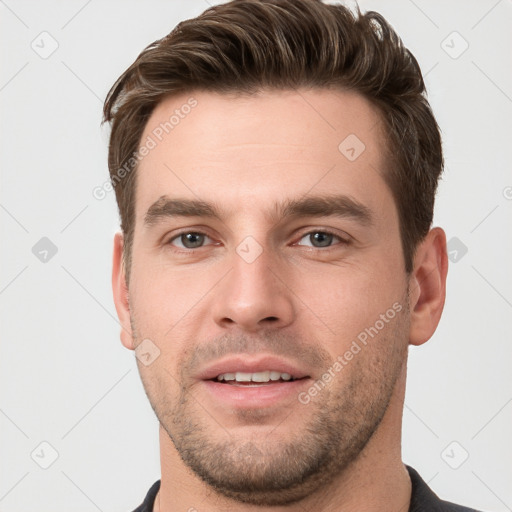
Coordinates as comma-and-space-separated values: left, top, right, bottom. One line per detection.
103, 0, 443, 285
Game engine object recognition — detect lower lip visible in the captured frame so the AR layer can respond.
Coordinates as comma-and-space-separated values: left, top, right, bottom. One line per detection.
201, 379, 310, 408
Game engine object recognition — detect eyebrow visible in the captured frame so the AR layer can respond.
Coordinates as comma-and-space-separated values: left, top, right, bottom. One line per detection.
144, 196, 222, 227
143, 194, 373, 227
278, 195, 373, 226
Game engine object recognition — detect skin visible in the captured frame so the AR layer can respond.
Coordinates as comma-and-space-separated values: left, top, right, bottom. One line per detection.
112, 88, 448, 511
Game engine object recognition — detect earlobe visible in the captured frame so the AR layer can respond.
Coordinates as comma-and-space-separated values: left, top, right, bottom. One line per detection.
408, 227, 448, 346
112, 232, 134, 350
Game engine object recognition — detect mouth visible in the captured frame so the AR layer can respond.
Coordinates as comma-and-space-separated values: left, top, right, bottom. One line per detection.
211, 370, 308, 386
197, 354, 311, 383
197, 355, 312, 408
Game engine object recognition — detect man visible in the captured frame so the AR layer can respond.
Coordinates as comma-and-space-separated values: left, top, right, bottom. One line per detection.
103, 0, 481, 510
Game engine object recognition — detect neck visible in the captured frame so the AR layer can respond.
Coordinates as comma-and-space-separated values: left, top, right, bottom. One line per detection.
155, 363, 411, 512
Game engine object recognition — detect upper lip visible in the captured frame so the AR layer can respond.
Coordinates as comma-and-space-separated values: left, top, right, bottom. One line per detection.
196, 355, 311, 381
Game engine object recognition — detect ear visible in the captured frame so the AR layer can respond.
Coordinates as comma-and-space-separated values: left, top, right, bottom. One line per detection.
112, 232, 134, 350
408, 227, 448, 346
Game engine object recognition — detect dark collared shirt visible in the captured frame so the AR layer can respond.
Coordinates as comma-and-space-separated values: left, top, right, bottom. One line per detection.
131, 465, 482, 511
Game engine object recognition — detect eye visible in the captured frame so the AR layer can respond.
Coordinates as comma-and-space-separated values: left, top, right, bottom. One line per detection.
296, 230, 346, 248
168, 231, 212, 249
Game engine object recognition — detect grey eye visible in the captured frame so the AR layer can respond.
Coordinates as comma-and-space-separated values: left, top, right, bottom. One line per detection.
172, 232, 208, 249
298, 232, 337, 248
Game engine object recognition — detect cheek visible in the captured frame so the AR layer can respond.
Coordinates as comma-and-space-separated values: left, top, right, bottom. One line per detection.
129, 254, 221, 341
290, 257, 406, 350
130, 250, 206, 314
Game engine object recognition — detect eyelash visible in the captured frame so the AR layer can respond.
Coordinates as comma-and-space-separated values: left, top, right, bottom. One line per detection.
297, 230, 351, 251
165, 230, 219, 253
165, 229, 350, 254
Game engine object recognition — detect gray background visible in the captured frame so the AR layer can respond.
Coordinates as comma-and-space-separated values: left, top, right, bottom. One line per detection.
1, 0, 511, 510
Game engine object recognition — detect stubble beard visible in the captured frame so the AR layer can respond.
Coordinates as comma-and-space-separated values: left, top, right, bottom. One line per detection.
134, 304, 409, 506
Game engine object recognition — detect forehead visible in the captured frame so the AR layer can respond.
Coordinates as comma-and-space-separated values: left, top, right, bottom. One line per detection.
135, 88, 393, 226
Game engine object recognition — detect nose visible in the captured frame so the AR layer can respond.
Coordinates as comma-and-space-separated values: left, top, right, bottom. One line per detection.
212, 246, 296, 333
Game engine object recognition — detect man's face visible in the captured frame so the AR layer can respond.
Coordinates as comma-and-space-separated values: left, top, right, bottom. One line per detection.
125, 89, 411, 505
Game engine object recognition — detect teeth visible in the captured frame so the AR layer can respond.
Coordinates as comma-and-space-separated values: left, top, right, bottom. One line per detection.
216, 371, 296, 383
252, 371, 270, 382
